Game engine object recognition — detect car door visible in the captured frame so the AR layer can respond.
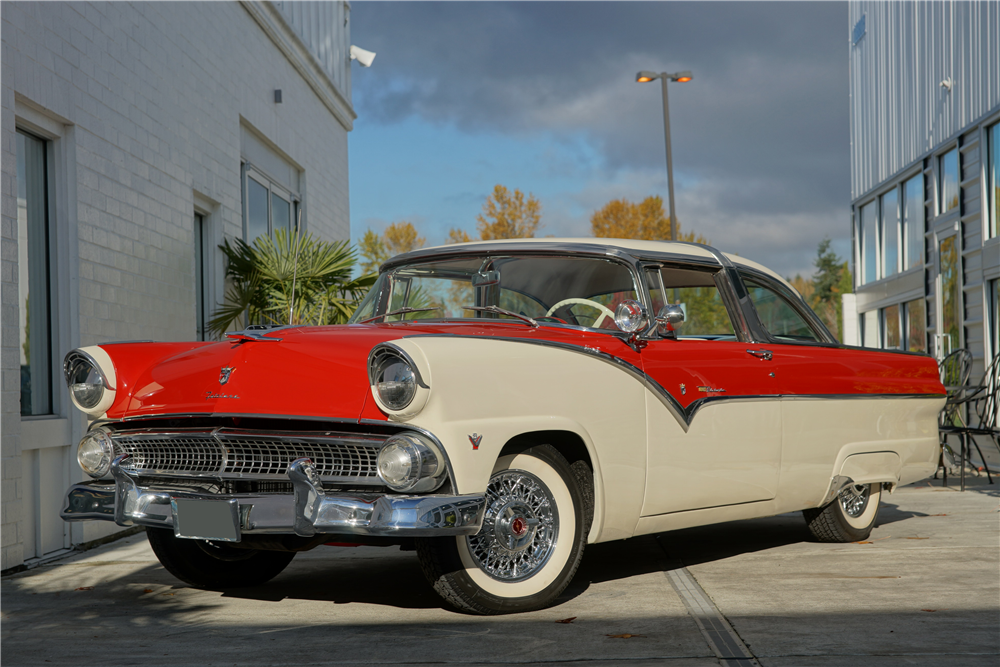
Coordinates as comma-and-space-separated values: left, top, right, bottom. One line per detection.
639, 265, 782, 516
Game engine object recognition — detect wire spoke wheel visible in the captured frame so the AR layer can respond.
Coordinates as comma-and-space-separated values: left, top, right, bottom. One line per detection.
467, 470, 559, 582
838, 484, 870, 518
415, 444, 592, 614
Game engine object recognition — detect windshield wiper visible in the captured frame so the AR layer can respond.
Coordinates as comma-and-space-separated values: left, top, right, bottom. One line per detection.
463, 305, 539, 328
358, 307, 440, 324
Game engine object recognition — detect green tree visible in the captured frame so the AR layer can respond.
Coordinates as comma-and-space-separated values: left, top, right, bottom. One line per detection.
208, 229, 376, 336
796, 238, 853, 341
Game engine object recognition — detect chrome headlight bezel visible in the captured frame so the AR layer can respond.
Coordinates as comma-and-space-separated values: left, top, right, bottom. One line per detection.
367, 343, 430, 416
376, 432, 446, 493
63, 348, 117, 416
77, 427, 116, 479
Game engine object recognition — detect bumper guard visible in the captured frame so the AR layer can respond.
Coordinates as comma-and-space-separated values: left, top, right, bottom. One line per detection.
60, 455, 486, 539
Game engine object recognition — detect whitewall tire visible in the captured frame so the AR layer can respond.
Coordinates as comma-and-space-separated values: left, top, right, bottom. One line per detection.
803, 483, 881, 543
416, 445, 590, 614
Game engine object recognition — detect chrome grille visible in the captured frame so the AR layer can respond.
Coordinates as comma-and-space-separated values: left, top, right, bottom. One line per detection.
112, 428, 385, 483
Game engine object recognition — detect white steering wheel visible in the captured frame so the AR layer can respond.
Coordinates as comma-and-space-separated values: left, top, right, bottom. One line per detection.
545, 298, 615, 328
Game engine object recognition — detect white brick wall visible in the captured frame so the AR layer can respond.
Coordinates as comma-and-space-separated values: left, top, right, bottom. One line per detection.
1, 0, 354, 570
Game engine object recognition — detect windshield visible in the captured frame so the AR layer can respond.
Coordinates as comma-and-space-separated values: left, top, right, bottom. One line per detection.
349, 255, 641, 331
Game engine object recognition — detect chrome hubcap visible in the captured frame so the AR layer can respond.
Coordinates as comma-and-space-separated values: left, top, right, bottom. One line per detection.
467, 470, 558, 582
839, 484, 870, 517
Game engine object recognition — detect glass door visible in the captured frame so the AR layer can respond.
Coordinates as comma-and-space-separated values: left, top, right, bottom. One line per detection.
934, 233, 961, 359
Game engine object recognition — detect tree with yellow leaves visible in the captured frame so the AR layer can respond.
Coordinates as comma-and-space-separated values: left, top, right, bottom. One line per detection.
359, 221, 426, 274
446, 185, 541, 245
476, 185, 541, 240
591, 195, 708, 244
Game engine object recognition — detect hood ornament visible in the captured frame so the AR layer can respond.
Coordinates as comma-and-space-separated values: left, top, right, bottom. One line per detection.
469, 433, 483, 450
219, 366, 235, 385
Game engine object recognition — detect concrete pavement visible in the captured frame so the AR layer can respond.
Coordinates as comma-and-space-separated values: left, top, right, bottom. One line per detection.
2, 476, 997, 667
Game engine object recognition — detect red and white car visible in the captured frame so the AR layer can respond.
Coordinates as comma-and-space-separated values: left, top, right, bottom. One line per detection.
61, 239, 945, 614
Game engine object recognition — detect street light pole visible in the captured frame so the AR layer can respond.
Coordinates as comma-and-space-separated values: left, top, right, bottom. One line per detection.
636, 70, 692, 243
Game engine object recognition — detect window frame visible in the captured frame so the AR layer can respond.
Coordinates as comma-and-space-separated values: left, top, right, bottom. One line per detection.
880, 188, 900, 278
738, 269, 837, 346
987, 121, 999, 241
16, 128, 55, 417
937, 146, 960, 216
241, 162, 300, 243
856, 198, 880, 286
902, 172, 924, 272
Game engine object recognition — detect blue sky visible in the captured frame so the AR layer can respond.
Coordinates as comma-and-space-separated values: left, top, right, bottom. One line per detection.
348, 1, 850, 279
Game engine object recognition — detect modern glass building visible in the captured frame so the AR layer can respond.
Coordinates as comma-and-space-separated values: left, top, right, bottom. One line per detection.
847, 1, 999, 384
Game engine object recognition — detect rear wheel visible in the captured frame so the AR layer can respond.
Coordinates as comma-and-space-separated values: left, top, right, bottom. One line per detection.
146, 528, 296, 589
416, 445, 590, 614
803, 483, 881, 543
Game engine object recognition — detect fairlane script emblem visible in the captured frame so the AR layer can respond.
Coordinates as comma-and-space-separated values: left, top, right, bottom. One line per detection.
469, 433, 483, 450
219, 366, 235, 385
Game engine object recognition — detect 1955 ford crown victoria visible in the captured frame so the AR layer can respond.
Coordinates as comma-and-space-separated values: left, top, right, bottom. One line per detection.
60, 238, 945, 614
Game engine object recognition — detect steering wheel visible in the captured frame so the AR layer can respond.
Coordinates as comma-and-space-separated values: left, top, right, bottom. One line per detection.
545, 298, 616, 328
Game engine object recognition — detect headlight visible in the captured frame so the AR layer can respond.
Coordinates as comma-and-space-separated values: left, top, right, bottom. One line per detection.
77, 427, 115, 478
368, 345, 428, 411
64, 351, 108, 410
377, 433, 445, 492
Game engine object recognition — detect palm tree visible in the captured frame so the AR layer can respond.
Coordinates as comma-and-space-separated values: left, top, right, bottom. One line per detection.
207, 230, 377, 336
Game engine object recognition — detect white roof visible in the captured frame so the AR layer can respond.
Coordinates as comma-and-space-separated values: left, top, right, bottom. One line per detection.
409, 237, 797, 295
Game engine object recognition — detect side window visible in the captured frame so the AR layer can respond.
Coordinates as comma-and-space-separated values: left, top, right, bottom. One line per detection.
742, 276, 820, 342
652, 266, 736, 338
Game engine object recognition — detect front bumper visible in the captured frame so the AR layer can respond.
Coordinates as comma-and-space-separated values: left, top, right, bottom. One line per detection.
60, 456, 486, 540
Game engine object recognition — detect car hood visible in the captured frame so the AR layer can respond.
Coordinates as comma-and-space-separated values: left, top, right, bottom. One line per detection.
108, 322, 639, 422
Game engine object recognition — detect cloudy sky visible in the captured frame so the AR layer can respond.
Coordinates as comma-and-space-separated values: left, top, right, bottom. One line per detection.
348, 1, 850, 279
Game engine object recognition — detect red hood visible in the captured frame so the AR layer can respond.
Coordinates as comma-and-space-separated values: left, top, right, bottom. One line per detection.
103, 322, 641, 422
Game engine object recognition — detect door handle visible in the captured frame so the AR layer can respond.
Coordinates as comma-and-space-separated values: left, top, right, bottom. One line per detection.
747, 348, 773, 361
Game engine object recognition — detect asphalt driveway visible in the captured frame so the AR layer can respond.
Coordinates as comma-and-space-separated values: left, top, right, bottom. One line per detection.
2, 478, 997, 667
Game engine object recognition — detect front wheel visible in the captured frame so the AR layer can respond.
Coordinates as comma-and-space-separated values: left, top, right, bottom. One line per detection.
802, 483, 881, 543
416, 445, 590, 614
146, 528, 296, 589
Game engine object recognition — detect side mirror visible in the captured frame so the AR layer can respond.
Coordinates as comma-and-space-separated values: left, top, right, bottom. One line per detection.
656, 304, 685, 338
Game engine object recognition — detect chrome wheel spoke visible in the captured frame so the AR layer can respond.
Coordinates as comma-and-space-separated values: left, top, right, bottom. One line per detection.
467, 470, 559, 582
839, 484, 869, 517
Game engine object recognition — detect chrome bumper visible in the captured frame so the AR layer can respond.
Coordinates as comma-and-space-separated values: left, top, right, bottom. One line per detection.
60, 456, 486, 539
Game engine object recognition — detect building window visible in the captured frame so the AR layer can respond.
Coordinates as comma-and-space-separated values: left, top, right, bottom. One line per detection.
859, 200, 878, 285
862, 310, 879, 347
939, 236, 960, 352
881, 189, 899, 278
939, 147, 959, 214
195, 213, 210, 340
989, 122, 999, 239
988, 279, 999, 360
904, 298, 927, 353
882, 303, 901, 349
242, 164, 297, 244
903, 174, 923, 270
17, 130, 53, 416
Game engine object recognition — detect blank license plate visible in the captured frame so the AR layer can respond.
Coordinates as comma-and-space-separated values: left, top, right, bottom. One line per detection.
171, 498, 241, 542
